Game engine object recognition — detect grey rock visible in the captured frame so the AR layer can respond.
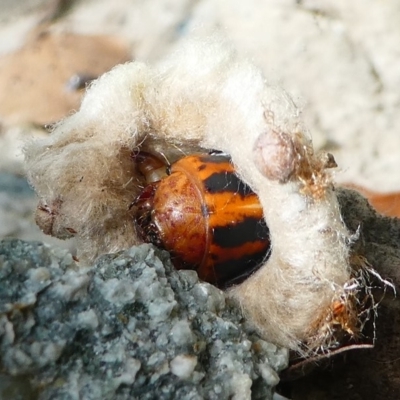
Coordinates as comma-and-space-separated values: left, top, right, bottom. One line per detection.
337, 187, 400, 280
0, 239, 288, 400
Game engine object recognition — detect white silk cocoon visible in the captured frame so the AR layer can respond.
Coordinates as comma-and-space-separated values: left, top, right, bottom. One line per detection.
25, 35, 361, 353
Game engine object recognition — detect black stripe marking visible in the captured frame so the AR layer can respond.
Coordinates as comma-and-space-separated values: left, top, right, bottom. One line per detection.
198, 154, 231, 164
212, 217, 269, 248
203, 171, 254, 196
214, 248, 271, 288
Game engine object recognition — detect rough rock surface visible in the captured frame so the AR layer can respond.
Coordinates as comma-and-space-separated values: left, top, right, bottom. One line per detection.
0, 239, 288, 400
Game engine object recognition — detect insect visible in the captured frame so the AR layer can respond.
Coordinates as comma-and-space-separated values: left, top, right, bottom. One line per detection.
132, 151, 271, 288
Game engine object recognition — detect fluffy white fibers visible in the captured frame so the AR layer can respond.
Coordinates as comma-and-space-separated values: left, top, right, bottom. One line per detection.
25, 35, 363, 353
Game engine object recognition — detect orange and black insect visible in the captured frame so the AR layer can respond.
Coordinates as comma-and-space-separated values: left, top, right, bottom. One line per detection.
133, 151, 271, 288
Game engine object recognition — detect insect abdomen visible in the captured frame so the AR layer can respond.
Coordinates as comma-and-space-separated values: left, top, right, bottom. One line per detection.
135, 153, 271, 288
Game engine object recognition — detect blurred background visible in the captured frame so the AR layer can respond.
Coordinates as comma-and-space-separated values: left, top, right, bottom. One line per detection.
1, 0, 399, 253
